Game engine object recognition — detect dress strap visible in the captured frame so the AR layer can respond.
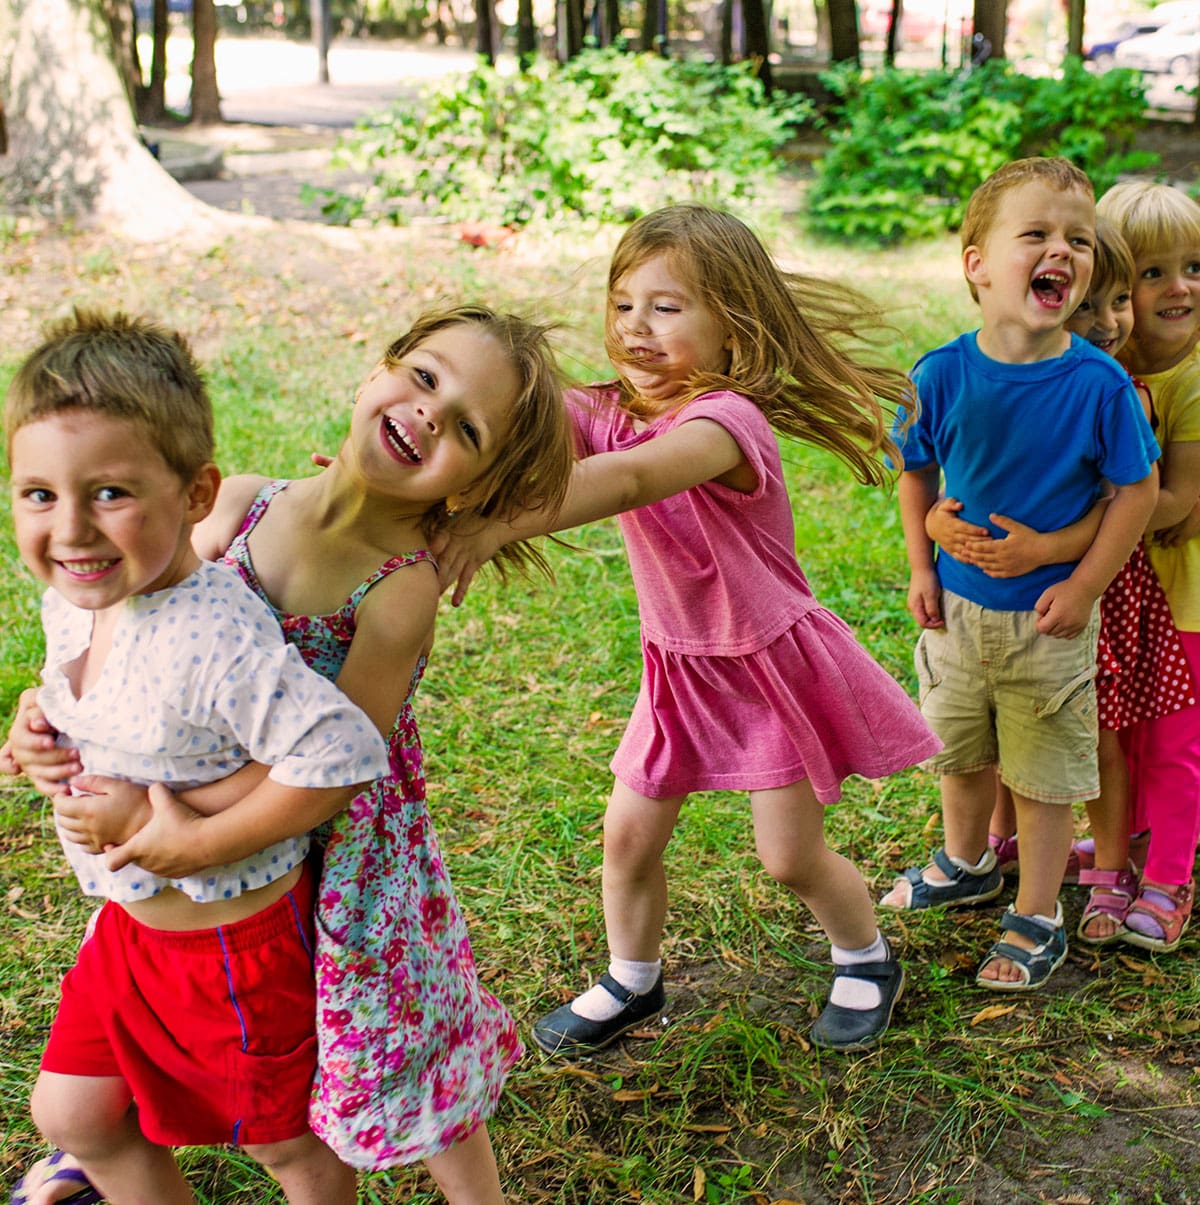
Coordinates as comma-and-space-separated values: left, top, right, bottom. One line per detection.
232, 479, 291, 542
345, 548, 435, 612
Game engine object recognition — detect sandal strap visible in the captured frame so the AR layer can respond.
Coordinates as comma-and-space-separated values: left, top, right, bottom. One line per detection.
1000, 908, 1062, 946
831, 956, 900, 986
597, 972, 641, 1005
1078, 867, 1137, 893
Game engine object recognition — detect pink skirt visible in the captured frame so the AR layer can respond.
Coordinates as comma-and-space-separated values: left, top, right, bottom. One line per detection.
610, 606, 942, 803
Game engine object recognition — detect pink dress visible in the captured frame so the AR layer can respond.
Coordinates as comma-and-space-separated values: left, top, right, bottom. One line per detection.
570, 387, 942, 803
225, 482, 522, 1169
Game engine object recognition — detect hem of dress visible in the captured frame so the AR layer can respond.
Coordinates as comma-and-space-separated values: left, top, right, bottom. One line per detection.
613, 742, 941, 805
311, 1041, 522, 1170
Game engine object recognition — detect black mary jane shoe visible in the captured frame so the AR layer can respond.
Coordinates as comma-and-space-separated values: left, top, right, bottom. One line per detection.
531, 972, 665, 1056
809, 940, 904, 1052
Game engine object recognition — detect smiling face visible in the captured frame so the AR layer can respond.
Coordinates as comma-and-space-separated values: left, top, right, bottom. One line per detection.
1066, 276, 1135, 359
10, 411, 213, 612
607, 253, 731, 410
963, 180, 1096, 360
1125, 244, 1200, 373
348, 323, 520, 508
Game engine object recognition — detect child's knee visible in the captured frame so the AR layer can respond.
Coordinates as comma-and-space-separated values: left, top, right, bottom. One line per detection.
30, 1071, 132, 1156
242, 1130, 338, 1177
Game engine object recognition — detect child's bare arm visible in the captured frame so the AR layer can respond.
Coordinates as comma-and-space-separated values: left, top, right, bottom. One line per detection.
1155, 497, 1200, 547
966, 498, 1110, 579
191, 474, 272, 561
1035, 473, 1158, 638
434, 417, 746, 605
1146, 440, 1200, 533
899, 466, 944, 628
5, 688, 80, 794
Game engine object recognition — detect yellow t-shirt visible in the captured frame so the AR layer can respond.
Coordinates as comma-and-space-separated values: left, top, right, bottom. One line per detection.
1141, 347, 1200, 631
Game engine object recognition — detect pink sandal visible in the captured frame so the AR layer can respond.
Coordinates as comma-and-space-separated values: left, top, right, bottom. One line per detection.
1122, 880, 1194, 952
1076, 867, 1137, 946
987, 833, 1091, 884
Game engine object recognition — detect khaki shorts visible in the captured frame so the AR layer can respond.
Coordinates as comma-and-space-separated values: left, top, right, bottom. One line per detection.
915, 591, 1100, 804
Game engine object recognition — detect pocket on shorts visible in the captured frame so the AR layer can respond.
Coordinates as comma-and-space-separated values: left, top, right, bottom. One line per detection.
230, 1031, 318, 1139
914, 631, 942, 705
1033, 664, 1097, 722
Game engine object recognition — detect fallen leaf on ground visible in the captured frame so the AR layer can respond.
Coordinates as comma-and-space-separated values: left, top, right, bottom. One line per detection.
970, 1003, 1018, 1025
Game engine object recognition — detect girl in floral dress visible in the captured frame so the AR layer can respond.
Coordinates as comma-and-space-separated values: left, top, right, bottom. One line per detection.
53, 305, 574, 1203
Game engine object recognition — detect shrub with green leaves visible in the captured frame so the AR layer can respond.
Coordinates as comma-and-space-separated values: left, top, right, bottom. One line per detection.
321, 47, 813, 227
809, 58, 1159, 245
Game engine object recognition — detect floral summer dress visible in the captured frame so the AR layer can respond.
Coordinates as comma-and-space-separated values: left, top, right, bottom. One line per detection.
223, 480, 522, 1169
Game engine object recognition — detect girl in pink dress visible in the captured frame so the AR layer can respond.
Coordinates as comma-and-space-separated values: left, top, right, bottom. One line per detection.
437, 206, 941, 1053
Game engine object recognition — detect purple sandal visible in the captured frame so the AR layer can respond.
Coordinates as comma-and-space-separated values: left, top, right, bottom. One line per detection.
10, 1150, 101, 1205
1076, 867, 1137, 946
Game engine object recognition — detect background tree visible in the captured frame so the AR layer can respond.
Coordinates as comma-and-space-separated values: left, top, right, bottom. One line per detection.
743, 0, 773, 90
0, 0, 216, 234
517, 0, 537, 64
641, 0, 667, 52
827, 0, 860, 61
971, 0, 1006, 60
140, 0, 170, 121
191, 0, 222, 122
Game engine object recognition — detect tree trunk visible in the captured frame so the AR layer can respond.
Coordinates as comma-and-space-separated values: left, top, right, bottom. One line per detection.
191, 0, 222, 123
517, 0, 536, 65
827, 0, 860, 62
742, 0, 772, 91
475, 0, 496, 63
971, 0, 1005, 62
640, 0, 665, 52
720, 0, 733, 63
1065, 0, 1083, 58
884, 0, 904, 65
144, 0, 169, 120
311, 0, 330, 82
0, 0, 219, 236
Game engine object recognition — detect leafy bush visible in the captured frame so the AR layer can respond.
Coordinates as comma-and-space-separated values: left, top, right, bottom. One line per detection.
809, 58, 1159, 245
319, 47, 813, 227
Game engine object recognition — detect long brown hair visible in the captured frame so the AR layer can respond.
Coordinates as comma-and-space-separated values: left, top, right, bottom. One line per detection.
603, 206, 915, 486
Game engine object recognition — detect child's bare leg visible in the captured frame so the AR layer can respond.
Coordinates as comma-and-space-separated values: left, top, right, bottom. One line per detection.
601, 782, 685, 961
242, 1132, 356, 1205
979, 794, 1073, 984
1079, 729, 1134, 941
424, 1123, 505, 1205
880, 768, 995, 906
30, 1071, 194, 1205
750, 780, 875, 949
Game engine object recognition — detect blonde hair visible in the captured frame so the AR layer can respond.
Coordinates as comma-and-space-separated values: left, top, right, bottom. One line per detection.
960, 157, 1095, 303
380, 304, 574, 580
1088, 217, 1135, 300
1097, 179, 1200, 261
602, 205, 913, 486
5, 307, 212, 479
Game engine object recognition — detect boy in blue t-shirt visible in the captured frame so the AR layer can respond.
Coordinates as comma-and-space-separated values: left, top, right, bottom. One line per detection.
883, 157, 1159, 992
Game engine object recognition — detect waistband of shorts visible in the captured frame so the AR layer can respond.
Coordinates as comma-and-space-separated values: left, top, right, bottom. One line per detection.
109, 860, 314, 955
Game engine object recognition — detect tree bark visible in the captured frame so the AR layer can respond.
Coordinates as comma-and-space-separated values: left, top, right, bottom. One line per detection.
0, 0, 219, 236
971, 0, 1006, 62
144, 0, 169, 120
517, 0, 537, 65
742, 0, 772, 91
827, 0, 860, 62
640, 0, 664, 53
1065, 0, 1084, 58
884, 0, 904, 65
191, 0, 222, 123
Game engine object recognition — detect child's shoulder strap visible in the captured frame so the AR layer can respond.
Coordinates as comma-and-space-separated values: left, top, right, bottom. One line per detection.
346, 548, 436, 611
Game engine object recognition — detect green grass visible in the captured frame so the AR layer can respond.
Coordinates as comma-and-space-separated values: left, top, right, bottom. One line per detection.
1, 211, 1198, 1203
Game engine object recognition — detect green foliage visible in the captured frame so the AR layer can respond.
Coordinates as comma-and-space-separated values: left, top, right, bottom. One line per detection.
810, 58, 1160, 245
320, 48, 813, 227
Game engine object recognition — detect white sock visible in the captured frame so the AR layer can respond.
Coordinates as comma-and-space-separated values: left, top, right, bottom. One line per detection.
571, 958, 662, 1022
828, 932, 888, 1010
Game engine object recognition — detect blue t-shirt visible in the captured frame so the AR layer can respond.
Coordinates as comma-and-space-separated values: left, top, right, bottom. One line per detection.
894, 331, 1159, 611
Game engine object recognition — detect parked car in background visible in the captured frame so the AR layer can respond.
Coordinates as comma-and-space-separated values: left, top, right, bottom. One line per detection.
1085, 15, 1172, 67
1114, 4, 1200, 74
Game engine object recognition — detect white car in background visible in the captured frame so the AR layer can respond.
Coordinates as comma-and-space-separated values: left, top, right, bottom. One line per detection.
1114, 5, 1200, 74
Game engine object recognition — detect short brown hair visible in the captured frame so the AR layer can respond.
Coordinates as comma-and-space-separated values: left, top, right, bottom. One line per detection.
4, 308, 213, 479
960, 158, 1095, 302
1088, 217, 1136, 301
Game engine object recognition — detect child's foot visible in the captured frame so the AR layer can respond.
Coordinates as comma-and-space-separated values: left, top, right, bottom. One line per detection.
976, 904, 1067, 991
810, 936, 904, 1052
880, 847, 1003, 909
531, 972, 665, 1056
1076, 867, 1137, 945
10, 1150, 101, 1205
1122, 880, 1193, 952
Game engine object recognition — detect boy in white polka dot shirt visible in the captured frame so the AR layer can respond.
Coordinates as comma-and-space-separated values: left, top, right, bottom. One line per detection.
3, 309, 389, 1205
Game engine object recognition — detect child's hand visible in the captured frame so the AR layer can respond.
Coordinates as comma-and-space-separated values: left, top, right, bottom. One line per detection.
54, 776, 152, 853
5, 688, 80, 795
428, 521, 505, 607
1154, 500, 1200, 548
103, 783, 208, 878
924, 496, 989, 563
965, 513, 1050, 579
907, 566, 944, 629
310, 453, 335, 470
1033, 578, 1096, 640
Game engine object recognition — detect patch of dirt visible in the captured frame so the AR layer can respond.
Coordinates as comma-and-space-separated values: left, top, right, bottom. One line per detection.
1137, 118, 1200, 182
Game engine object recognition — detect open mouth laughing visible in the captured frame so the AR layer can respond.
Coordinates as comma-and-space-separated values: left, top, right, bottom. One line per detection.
1031, 270, 1070, 309
382, 415, 422, 464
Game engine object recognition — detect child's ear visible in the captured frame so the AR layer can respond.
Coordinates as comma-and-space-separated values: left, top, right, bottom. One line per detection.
963, 244, 990, 291
186, 463, 222, 524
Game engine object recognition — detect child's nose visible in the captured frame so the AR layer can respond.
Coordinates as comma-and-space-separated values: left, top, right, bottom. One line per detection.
53, 501, 91, 544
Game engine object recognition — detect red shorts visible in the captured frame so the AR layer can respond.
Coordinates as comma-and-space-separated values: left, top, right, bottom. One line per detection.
41, 863, 318, 1147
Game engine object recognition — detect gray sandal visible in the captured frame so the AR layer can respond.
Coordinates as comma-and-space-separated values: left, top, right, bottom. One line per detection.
976, 905, 1067, 992
885, 847, 1003, 910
